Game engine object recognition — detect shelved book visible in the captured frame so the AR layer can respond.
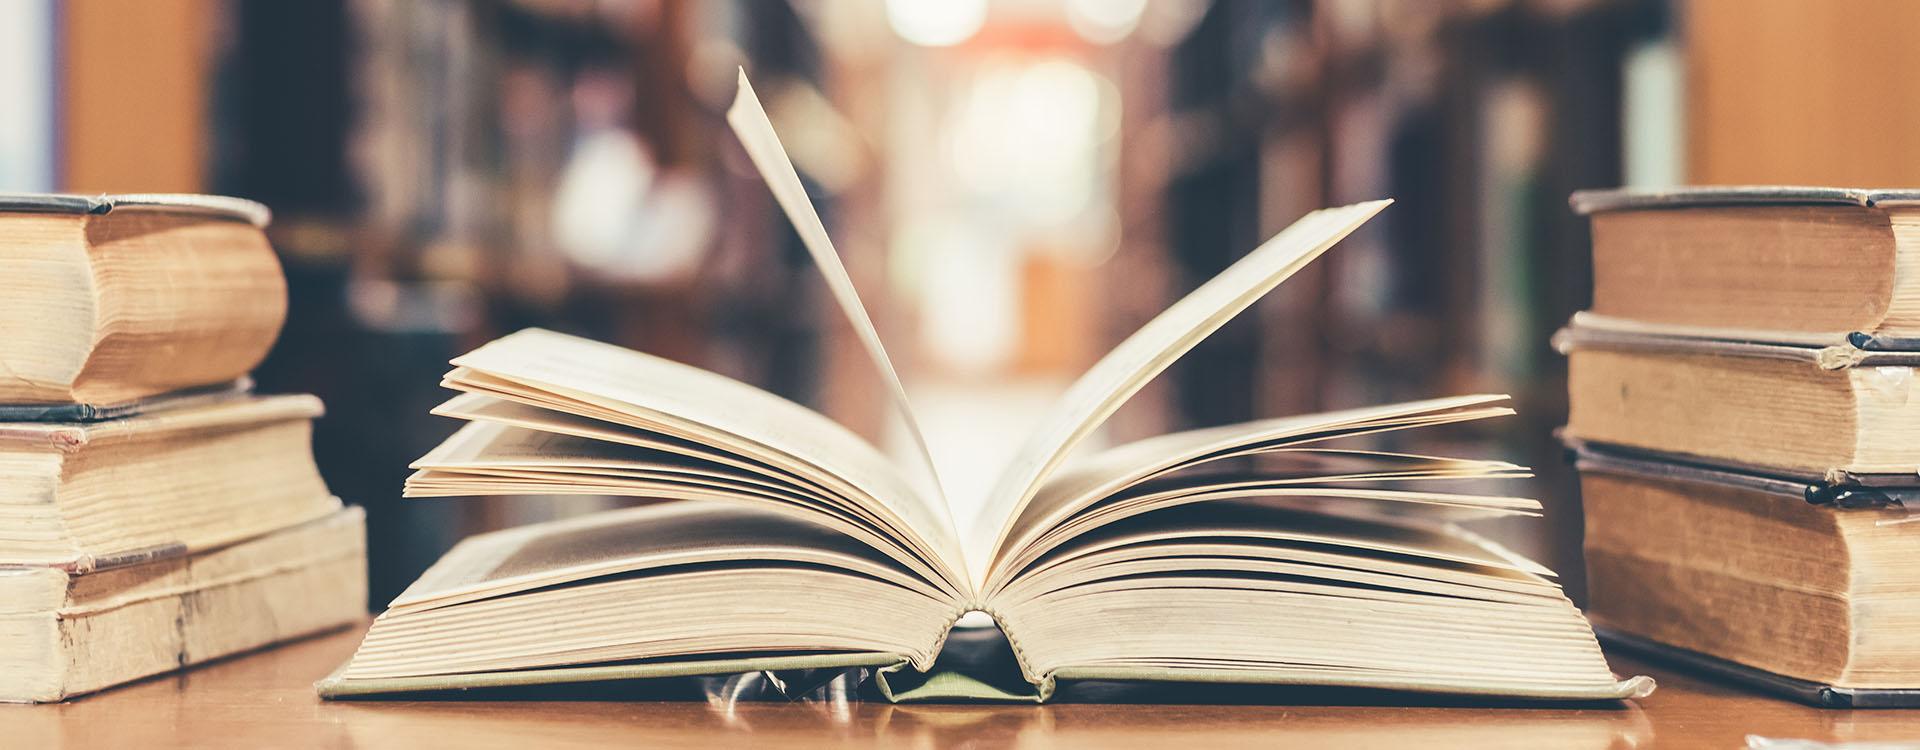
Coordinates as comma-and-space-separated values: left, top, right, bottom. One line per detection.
320, 72, 1649, 703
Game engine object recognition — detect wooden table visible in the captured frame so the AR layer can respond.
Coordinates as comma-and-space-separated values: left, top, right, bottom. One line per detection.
9, 620, 1920, 749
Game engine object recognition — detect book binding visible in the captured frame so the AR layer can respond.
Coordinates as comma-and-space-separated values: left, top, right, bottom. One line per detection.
1570, 185, 1920, 215
1555, 313, 1920, 367
0, 378, 254, 423
0, 192, 271, 226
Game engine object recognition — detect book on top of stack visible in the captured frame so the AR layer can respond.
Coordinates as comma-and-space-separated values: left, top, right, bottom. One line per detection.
1559, 186, 1920, 708
0, 193, 366, 703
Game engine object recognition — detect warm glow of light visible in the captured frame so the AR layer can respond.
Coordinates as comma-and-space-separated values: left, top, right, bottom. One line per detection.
945, 57, 1110, 226
1065, 0, 1146, 45
884, 0, 987, 47
1136, 0, 1210, 47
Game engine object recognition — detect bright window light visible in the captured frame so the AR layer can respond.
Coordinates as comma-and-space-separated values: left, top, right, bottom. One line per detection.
885, 0, 988, 47
1065, 0, 1146, 45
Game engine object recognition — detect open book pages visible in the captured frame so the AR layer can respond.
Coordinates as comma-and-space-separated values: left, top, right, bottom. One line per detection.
325, 71, 1649, 702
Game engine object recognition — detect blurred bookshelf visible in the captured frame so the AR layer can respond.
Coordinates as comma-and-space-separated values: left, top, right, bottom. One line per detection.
201, 0, 855, 601
50, 0, 1909, 608
1105, 0, 1671, 599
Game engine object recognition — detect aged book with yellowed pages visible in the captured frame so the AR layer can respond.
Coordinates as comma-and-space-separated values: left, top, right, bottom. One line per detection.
0, 193, 284, 407
1, 507, 367, 703
1557, 315, 1920, 480
0, 394, 342, 573
1574, 186, 1920, 346
319, 72, 1650, 703
1574, 444, 1920, 707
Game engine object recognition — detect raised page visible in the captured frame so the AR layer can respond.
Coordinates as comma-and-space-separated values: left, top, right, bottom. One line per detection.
968, 200, 1390, 585
726, 71, 966, 585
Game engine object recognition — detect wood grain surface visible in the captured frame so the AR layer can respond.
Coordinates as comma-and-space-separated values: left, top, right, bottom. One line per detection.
8, 618, 1920, 749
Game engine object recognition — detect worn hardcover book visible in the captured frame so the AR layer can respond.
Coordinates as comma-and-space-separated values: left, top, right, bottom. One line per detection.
0, 507, 367, 703
1574, 445, 1920, 705
319, 72, 1650, 703
1557, 315, 1920, 478
0, 192, 284, 406
0, 394, 342, 572
1574, 186, 1920, 346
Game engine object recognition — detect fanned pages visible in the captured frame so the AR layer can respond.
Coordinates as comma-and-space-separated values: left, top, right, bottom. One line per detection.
968, 199, 1389, 585
726, 71, 958, 570
323, 72, 1650, 703
409, 330, 966, 598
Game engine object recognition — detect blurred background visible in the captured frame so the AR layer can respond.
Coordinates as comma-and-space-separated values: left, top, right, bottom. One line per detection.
3, 0, 1917, 606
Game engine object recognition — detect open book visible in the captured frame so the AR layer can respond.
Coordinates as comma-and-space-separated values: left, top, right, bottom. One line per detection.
319, 72, 1650, 702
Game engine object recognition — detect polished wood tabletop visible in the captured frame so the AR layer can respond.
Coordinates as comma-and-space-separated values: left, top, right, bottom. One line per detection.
9, 620, 1920, 749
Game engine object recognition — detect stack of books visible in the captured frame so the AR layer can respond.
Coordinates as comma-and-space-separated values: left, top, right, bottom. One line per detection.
0, 194, 366, 703
1560, 187, 1920, 707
